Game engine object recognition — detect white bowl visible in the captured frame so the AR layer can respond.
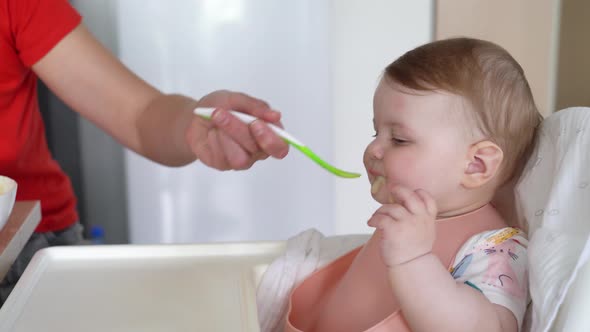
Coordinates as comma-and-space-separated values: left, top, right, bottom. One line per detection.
0, 176, 17, 230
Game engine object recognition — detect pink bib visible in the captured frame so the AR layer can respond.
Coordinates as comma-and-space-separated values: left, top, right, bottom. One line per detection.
285, 204, 507, 332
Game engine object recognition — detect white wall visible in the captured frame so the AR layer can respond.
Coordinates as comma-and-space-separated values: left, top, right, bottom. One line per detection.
331, 0, 433, 234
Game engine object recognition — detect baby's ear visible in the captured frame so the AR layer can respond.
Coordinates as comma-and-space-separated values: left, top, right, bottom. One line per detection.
461, 140, 504, 189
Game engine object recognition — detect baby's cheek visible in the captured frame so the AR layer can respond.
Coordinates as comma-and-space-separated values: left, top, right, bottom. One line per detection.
386, 159, 426, 189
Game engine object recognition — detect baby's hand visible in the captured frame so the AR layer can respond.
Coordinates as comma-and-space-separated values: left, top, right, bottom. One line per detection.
367, 186, 437, 267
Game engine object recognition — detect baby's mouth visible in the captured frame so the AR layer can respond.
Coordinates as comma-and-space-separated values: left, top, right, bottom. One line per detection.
371, 176, 386, 195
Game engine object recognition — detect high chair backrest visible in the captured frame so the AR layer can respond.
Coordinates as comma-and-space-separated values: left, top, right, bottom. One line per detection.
515, 107, 590, 332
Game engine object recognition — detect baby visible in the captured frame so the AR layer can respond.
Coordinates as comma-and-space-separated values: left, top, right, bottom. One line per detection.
282, 38, 542, 332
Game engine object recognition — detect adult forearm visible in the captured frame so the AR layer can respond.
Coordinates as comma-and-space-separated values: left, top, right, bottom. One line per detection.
388, 254, 505, 332
135, 93, 199, 167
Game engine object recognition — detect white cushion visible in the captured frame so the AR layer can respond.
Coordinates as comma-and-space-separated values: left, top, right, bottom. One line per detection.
515, 107, 590, 332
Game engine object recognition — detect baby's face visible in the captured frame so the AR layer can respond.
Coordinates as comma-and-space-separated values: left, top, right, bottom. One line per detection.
364, 79, 474, 211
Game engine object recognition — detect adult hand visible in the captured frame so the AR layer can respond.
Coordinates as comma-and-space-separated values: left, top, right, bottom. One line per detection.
186, 90, 290, 170
367, 186, 437, 267
33, 24, 288, 170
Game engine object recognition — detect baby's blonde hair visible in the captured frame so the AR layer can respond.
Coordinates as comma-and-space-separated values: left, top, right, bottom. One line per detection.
384, 37, 542, 183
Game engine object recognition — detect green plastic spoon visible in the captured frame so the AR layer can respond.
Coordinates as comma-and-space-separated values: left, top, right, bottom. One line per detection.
193, 108, 361, 178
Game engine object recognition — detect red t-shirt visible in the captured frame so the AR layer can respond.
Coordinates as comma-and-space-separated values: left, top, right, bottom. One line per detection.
0, 0, 81, 232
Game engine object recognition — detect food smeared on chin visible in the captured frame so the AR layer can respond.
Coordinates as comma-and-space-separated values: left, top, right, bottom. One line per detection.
371, 176, 386, 195
371, 176, 396, 204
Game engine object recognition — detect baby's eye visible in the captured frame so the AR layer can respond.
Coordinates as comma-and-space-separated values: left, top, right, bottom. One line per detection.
372, 131, 378, 138
392, 138, 409, 145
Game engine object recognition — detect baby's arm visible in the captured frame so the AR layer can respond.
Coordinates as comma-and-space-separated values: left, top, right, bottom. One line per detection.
367, 186, 519, 332
388, 253, 516, 332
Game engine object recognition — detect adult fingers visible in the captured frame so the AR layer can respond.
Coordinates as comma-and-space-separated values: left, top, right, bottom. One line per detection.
218, 131, 256, 170
227, 92, 281, 124
211, 109, 259, 155
249, 120, 289, 159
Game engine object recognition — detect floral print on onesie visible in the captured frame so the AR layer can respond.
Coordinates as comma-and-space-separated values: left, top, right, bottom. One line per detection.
449, 227, 528, 327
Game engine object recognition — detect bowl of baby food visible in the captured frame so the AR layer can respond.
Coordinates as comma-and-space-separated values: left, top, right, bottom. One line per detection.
0, 176, 17, 230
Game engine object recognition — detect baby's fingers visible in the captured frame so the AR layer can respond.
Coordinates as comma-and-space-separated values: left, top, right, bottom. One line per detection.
368, 205, 406, 228
389, 186, 425, 215
414, 189, 437, 217
367, 211, 392, 229
367, 215, 383, 228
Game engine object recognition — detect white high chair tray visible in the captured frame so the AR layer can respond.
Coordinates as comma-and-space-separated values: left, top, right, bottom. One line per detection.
0, 242, 285, 332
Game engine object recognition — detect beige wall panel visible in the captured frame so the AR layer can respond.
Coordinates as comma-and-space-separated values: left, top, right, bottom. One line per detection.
435, 0, 561, 116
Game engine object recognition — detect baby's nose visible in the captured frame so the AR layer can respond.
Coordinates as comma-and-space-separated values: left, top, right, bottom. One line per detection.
367, 141, 384, 160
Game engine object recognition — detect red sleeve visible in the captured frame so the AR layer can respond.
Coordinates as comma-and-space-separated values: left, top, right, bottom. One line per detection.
10, 0, 82, 66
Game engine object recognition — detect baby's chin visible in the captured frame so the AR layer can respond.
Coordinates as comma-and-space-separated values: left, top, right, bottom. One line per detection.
371, 194, 390, 205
